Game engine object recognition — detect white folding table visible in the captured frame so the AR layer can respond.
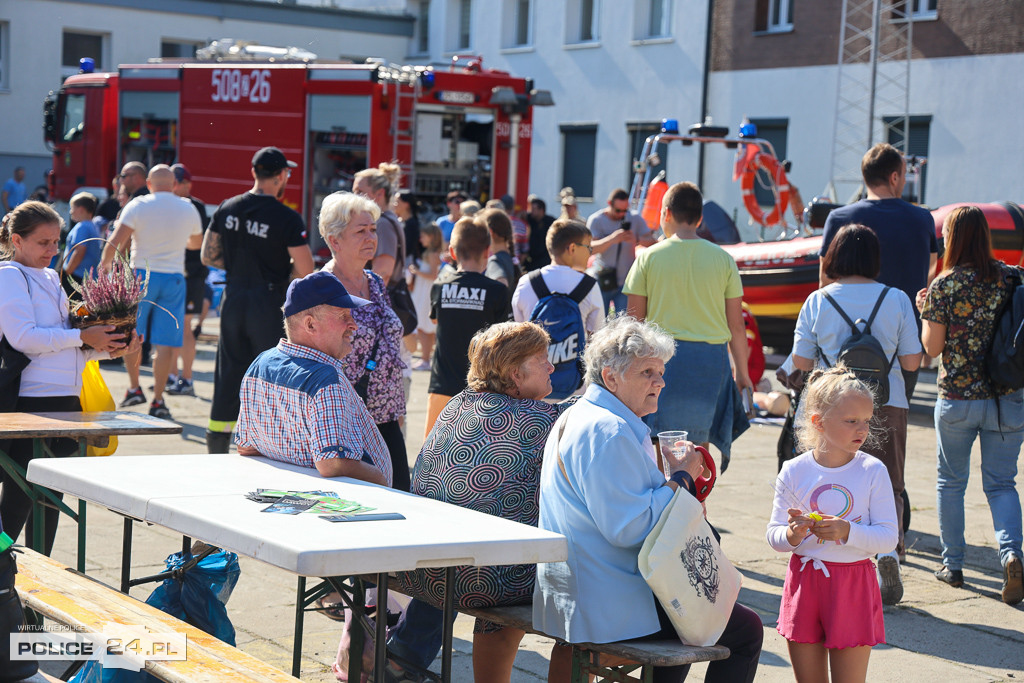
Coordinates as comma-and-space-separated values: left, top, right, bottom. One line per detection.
27, 453, 568, 681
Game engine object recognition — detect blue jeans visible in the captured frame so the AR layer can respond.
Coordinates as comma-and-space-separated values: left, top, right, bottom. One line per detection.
934, 394, 1024, 569
386, 598, 452, 670
601, 286, 627, 316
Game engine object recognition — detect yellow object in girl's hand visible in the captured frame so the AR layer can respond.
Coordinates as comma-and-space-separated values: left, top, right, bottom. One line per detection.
808, 512, 823, 522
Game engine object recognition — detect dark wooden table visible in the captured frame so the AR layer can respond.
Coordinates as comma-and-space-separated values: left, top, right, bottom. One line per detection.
0, 411, 181, 570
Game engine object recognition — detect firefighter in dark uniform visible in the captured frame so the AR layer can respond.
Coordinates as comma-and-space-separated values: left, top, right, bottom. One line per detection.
200, 147, 315, 453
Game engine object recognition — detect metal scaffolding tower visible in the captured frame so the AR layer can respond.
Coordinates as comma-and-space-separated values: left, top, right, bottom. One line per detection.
827, 0, 913, 203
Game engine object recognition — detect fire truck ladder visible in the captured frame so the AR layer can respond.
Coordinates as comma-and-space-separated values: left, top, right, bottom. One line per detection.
827, 0, 913, 203
376, 63, 421, 192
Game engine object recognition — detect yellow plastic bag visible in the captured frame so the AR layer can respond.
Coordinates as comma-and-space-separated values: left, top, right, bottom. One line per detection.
80, 360, 118, 456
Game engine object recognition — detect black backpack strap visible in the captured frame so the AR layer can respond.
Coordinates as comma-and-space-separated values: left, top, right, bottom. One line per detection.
821, 291, 858, 334
528, 270, 552, 300
567, 274, 598, 304
862, 286, 890, 334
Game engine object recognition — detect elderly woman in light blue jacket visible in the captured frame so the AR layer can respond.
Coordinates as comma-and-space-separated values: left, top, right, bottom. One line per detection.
533, 315, 763, 683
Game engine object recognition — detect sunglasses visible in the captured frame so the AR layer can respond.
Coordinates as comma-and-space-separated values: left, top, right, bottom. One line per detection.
575, 242, 593, 253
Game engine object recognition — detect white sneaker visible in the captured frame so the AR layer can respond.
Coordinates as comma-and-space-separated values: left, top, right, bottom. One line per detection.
877, 551, 903, 605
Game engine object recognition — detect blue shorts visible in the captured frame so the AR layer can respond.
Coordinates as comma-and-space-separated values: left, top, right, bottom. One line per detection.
643, 340, 749, 469
136, 270, 186, 347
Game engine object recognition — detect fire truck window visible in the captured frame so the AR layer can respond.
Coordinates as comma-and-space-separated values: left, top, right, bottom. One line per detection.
120, 92, 179, 168
62, 94, 86, 142
308, 95, 371, 251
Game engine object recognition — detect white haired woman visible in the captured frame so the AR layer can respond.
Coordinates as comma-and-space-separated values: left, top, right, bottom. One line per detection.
319, 191, 409, 492
533, 315, 763, 682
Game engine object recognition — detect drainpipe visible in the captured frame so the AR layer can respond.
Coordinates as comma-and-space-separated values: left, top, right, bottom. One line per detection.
697, 0, 715, 190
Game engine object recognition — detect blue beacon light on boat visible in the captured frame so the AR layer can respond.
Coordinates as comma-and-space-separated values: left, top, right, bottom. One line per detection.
661, 118, 679, 134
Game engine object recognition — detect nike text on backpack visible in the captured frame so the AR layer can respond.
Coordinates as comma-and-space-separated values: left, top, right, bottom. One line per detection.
986, 267, 1024, 391
821, 287, 896, 405
528, 271, 597, 400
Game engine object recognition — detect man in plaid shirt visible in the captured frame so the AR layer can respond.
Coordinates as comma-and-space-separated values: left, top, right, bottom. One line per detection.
235, 272, 393, 486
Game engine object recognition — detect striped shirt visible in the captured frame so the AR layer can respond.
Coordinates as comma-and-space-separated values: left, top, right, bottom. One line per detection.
236, 340, 393, 486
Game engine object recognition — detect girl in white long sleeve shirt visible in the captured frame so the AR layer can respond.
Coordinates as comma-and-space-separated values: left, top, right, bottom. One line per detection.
0, 202, 131, 553
766, 366, 898, 683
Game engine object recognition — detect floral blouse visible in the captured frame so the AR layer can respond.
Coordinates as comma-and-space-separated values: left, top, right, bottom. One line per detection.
920, 262, 1015, 400
339, 269, 406, 423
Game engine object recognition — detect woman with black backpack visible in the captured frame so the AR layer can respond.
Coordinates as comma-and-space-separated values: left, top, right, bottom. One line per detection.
918, 205, 1024, 605
791, 223, 922, 606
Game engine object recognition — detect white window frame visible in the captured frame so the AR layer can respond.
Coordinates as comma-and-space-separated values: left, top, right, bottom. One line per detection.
412, 0, 431, 55
0, 22, 9, 91
766, 0, 793, 33
910, 0, 938, 19
61, 30, 109, 79
636, 0, 672, 39
565, 0, 601, 45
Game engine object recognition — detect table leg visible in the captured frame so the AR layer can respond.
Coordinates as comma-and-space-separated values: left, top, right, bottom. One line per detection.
182, 536, 191, 555
31, 439, 45, 553
292, 576, 305, 678
77, 500, 86, 573
120, 517, 133, 594
441, 566, 455, 683
374, 572, 389, 677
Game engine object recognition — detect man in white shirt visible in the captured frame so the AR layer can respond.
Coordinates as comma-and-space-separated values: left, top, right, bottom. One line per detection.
101, 165, 203, 420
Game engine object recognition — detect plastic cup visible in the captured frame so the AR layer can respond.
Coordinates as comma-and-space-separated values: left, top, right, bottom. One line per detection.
657, 430, 688, 466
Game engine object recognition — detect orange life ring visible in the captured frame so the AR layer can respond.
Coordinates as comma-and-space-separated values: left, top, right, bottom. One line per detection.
642, 178, 669, 229
740, 153, 790, 227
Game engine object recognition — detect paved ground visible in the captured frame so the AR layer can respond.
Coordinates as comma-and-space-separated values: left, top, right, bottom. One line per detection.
28, 320, 1024, 681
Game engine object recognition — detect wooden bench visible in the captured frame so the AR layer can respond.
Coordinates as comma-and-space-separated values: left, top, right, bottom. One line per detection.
461, 604, 730, 682
13, 546, 301, 683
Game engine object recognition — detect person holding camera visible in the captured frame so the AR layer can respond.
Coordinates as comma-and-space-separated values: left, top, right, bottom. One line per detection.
586, 188, 656, 315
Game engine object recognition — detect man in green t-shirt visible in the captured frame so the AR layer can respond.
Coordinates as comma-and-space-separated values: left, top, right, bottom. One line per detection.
623, 181, 750, 469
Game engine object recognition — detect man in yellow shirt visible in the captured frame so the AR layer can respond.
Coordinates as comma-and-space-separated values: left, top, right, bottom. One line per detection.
624, 181, 751, 469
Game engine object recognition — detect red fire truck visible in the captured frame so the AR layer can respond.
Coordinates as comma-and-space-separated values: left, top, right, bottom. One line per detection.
43, 52, 549, 246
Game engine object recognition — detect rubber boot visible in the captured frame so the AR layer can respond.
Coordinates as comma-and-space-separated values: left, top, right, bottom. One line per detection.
206, 430, 232, 454
0, 549, 39, 682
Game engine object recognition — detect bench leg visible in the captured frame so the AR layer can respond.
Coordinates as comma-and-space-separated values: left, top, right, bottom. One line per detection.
120, 517, 133, 594
292, 576, 305, 678
570, 645, 651, 683
375, 572, 389, 678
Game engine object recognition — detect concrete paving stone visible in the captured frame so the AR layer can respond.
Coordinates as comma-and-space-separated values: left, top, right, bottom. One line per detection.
18, 331, 1024, 681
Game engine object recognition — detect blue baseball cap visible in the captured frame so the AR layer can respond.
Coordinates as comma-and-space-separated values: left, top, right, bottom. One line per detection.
283, 272, 370, 317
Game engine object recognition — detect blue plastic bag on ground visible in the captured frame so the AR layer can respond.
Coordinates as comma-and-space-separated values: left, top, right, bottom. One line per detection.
145, 549, 241, 646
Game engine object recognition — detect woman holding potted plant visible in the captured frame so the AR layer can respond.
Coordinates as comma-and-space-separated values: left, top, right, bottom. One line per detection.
0, 201, 137, 553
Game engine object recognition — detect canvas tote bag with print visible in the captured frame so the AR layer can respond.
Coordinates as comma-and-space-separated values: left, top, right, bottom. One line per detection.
638, 488, 742, 646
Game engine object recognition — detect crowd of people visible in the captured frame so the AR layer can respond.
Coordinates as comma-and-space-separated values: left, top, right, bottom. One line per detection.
0, 139, 1021, 683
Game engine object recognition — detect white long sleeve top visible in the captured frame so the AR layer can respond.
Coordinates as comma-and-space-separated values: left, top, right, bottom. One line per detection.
0, 262, 100, 397
766, 450, 898, 563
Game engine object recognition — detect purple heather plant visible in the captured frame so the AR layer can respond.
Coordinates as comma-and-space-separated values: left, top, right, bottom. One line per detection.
68, 249, 149, 318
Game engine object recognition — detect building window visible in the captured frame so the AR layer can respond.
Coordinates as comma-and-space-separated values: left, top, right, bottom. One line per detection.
755, 0, 793, 33
627, 123, 669, 187
892, 0, 937, 21
62, 31, 104, 73
748, 118, 788, 210
561, 124, 598, 200
502, 0, 532, 47
636, 0, 672, 39
566, 0, 600, 44
0, 22, 8, 90
415, 0, 431, 54
457, 0, 472, 50
885, 115, 931, 203
160, 41, 202, 59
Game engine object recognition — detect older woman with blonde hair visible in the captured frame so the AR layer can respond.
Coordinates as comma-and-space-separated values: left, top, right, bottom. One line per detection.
319, 191, 409, 491
386, 321, 570, 683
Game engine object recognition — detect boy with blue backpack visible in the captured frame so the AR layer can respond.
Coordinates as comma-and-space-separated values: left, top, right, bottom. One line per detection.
512, 219, 604, 399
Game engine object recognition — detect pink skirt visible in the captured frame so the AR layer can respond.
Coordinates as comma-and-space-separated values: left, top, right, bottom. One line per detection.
777, 554, 886, 649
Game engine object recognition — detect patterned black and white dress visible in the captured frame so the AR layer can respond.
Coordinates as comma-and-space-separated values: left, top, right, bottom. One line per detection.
394, 389, 572, 632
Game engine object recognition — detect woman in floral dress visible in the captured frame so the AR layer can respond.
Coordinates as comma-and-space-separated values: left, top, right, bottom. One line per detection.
918, 205, 1024, 605
387, 321, 569, 683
